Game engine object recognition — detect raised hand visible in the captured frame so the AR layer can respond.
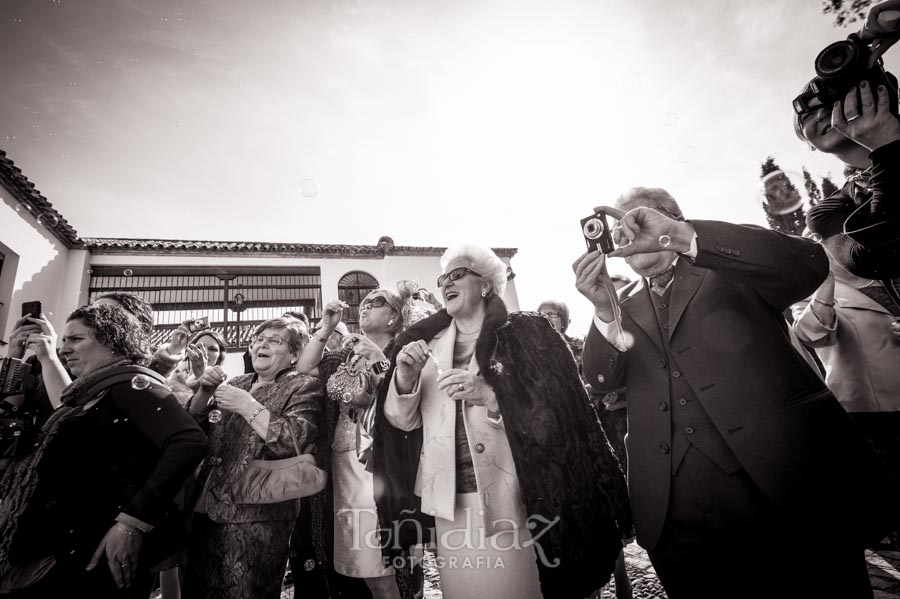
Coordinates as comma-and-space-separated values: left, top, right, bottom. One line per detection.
437, 369, 497, 410
596, 205, 694, 258
832, 81, 900, 151
859, 0, 900, 65
573, 251, 619, 322
8, 315, 43, 360
186, 343, 208, 378
394, 340, 429, 394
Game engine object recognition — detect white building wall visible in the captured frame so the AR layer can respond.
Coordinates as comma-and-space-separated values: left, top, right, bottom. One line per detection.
0, 191, 81, 343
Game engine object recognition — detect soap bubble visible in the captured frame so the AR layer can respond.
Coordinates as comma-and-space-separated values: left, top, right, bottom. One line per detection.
36, 213, 59, 227
300, 178, 318, 198
123, 268, 133, 277
756, 169, 807, 215
131, 374, 151, 390
208, 409, 223, 423
663, 112, 679, 127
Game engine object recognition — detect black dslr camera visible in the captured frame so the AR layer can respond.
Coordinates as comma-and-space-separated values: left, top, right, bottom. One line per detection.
794, 33, 899, 117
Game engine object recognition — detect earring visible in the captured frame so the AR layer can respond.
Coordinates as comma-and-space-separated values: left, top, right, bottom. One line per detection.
481, 290, 487, 298
388, 319, 395, 326
291, 359, 297, 365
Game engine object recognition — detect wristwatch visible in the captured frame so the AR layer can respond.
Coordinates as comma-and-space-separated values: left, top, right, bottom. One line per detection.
370, 359, 391, 375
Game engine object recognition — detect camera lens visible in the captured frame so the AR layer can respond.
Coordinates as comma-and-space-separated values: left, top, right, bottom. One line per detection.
815, 40, 859, 79
583, 218, 604, 239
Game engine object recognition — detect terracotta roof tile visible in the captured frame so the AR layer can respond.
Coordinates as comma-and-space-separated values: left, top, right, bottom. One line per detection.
0, 150, 83, 248
82, 237, 517, 258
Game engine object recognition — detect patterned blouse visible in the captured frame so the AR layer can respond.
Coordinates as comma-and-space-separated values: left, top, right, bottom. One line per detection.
193, 370, 324, 524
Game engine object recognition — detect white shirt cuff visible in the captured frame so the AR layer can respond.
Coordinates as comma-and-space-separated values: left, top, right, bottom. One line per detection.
593, 313, 629, 352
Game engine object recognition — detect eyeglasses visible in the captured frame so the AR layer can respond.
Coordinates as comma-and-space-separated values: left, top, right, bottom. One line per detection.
541, 312, 561, 319
252, 334, 287, 346
361, 296, 389, 310
437, 267, 481, 288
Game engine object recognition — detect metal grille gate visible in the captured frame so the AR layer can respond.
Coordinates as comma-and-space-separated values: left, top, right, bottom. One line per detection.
88, 266, 322, 349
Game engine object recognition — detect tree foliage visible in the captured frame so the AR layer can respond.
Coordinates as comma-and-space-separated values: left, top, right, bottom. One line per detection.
822, 0, 877, 27
822, 175, 840, 197
803, 167, 823, 206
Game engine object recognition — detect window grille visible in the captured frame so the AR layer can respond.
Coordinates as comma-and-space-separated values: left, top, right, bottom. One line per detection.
88, 266, 322, 349
337, 271, 379, 333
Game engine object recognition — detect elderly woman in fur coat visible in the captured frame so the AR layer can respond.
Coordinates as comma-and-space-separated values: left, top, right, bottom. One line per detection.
379, 244, 632, 599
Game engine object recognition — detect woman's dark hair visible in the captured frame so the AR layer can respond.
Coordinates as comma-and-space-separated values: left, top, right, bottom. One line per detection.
190, 330, 228, 366
95, 292, 155, 336
67, 303, 152, 365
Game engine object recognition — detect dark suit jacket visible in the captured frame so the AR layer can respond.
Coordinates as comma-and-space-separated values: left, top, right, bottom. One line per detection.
584, 220, 876, 550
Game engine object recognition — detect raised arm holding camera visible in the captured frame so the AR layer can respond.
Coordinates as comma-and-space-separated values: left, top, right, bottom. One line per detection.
575, 187, 881, 599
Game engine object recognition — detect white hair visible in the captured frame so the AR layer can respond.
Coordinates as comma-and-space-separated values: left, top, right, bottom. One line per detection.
440, 243, 508, 298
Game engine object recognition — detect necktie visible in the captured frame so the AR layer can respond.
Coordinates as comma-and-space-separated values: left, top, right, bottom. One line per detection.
649, 269, 675, 297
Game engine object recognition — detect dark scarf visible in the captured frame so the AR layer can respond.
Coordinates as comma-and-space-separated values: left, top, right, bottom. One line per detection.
372, 296, 633, 598
0, 359, 137, 579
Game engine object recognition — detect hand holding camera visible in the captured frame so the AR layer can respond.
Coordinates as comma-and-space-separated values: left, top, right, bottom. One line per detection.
573, 251, 619, 323
832, 81, 900, 151
599, 205, 694, 258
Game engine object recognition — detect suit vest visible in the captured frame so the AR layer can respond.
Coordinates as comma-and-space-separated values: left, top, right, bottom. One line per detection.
649, 284, 741, 474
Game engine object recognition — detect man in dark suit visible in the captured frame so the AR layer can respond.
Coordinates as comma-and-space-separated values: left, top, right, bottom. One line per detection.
575, 187, 876, 598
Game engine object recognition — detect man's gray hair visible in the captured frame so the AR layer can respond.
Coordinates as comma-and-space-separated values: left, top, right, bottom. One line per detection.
615, 187, 683, 220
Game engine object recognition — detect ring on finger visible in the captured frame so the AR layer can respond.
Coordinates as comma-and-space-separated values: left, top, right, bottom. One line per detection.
457, 383, 465, 392
847, 114, 862, 122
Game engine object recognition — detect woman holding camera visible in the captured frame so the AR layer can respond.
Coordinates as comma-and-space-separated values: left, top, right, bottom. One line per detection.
0, 303, 208, 597
380, 244, 632, 599
183, 317, 322, 599
168, 330, 228, 406
795, 0, 900, 288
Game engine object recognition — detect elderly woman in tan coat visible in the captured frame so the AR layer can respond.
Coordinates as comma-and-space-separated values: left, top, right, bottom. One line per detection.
381, 244, 631, 599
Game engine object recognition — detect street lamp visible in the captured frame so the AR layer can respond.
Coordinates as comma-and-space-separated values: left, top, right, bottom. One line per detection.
232, 293, 247, 347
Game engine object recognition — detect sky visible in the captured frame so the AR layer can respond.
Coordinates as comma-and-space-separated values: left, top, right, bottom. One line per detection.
1, 0, 892, 336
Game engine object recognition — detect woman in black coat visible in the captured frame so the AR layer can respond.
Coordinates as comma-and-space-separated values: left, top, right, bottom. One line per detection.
0, 304, 208, 598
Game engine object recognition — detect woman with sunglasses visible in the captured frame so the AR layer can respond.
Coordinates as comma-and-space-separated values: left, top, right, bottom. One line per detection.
289, 285, 436, 599
183, 317, 322, 599
379, 244, 632, 599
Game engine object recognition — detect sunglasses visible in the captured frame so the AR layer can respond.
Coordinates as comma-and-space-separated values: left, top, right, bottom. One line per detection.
361, 296, 389, 310
541, 311, 561, 319
437, 267, 481, 288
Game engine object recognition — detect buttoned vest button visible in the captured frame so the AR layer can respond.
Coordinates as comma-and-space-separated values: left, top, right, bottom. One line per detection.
474, 443, 485, 453
658, 402, 668, 412
685, 427, 695, 435
672, 371, 682, 378
659, 443, 670, 454
678, 398, 687, 406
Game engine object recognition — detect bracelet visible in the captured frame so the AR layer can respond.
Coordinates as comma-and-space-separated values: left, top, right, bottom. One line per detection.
247, 404, 266, 423
115, 524, 139, 536
812, 297, 835, 307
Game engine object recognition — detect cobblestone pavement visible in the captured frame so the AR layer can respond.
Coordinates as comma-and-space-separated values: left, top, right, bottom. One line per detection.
276, 543, 900, 599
